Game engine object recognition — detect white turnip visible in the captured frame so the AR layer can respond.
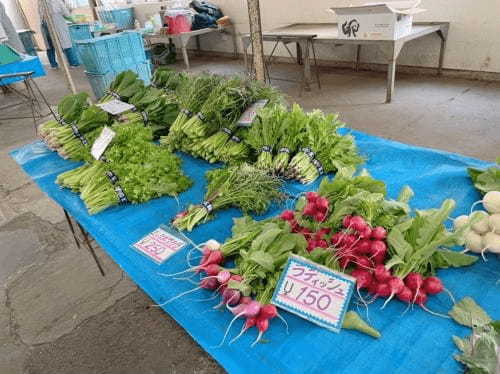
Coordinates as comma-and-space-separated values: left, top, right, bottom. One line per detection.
453, 215, 469, 230
483, 191, 500, 214
470, 211, 490, 234
484, 232, 500, 254
488, 213, 500, 233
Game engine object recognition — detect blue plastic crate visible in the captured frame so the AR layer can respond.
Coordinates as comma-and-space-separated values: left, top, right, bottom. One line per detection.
69, 24, 93, 65
85, 61, 152, 99
98, 7, 135, 30
76, 32, 147, 74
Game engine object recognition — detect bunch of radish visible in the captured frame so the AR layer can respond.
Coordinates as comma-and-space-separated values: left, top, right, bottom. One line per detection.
455, 191, 500, 259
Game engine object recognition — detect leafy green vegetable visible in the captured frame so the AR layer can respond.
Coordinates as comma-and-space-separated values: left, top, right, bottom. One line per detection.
172, 164, 284, 231
449, 297, 492, 328
468, 158, 500, 195
449, 297, 499, 374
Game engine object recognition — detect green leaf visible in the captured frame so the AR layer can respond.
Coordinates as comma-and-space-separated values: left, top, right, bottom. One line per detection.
431, 249, 478, 269
342, 311, 381, 339
250, 228, 282, 253
248, 251, 275, 272
449, 297, 492, 328
384, 255, 404, 270
227, 280, 252, 297
397, 185, 414, 204
415, 199, 456, 249
387, 228, 413, 260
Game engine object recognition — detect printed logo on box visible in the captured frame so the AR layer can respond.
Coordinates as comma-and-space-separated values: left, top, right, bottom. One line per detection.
271, 255, 355, 333
132, 227, 187, 264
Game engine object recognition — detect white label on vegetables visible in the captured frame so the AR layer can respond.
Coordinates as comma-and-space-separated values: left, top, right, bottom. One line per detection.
97, 99, 135, 115
271, 255, 355, 333
132, 226, 187, 264
91, 127, 115, 160
237, 99, 269, 127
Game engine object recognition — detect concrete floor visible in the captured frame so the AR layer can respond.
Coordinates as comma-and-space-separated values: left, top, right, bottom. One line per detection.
0, 55, 499, 374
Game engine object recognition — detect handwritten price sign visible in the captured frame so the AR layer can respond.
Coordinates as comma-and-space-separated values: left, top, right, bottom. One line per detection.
271, 255, 355, 332
132, 226, 186, 264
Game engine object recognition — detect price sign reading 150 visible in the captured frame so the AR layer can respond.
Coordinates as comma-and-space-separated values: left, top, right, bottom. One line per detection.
271, 255, 355, 332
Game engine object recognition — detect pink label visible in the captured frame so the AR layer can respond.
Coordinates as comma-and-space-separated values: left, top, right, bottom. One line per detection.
133, 228, 186, 264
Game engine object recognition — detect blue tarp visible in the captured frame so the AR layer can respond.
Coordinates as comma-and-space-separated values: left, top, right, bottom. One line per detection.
10, 130, 500, 374
0, 55, 45, 85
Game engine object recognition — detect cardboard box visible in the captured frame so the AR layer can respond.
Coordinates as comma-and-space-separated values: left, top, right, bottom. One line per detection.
331, 1, 425, 40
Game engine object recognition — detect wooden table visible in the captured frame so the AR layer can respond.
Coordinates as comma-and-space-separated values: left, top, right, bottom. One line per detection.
242, 22, 449, 102
144, 25, 238, 70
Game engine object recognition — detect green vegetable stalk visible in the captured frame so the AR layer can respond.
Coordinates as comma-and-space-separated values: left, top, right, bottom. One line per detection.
172, 164, 284, 231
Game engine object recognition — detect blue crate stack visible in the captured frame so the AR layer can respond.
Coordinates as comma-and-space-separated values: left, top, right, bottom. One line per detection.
77, 32, 151, 99
17, 30, 37, 56
97, 7, 135, 30
68, 23, 93, 65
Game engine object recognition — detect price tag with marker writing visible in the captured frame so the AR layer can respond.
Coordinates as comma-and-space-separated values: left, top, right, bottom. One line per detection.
271, 254, 355, 332
91, 126, 115, 160
237, 99, 268, 127
97, 99, 135, 115
131, 225, 187, 264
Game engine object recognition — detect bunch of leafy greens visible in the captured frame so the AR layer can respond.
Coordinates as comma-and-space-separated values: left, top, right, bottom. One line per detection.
449, 297, 499, 374
386, 199, 478, 278
245, 104, 286, 171
272, 103, 307, 174
286, 110, 364, 184
57, 123, 191, 214
316, 169, 411, 231
99, 70, 145, 103
468, 158, 500, 195
172, 164, 284, 231
39, 92, 89, 141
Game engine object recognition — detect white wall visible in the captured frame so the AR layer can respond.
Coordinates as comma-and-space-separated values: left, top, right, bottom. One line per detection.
187, 0, 500, 73
3, 0, 27, 29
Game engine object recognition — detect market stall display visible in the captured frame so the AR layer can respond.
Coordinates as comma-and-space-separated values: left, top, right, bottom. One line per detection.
17, 68, 500, 374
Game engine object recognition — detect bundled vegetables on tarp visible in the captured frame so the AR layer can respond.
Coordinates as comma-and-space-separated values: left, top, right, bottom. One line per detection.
57, 123, 192, 214
99, 71, 145, 103
160, 73, 221, 151
286, 110, 364, 184
172, 164, 284, 231
468, 157, 500, 195
39, 92, 89, 144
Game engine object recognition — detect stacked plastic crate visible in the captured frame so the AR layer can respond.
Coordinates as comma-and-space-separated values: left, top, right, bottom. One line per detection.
68, 23, 93, 65
97, 7, 135, 30
77, 31, 151, 99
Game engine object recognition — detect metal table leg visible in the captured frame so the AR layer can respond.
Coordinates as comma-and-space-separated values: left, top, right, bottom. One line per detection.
436, 26, 449, 76
62, 208, 105, 277
385, 42, 403, 103
355, 45, 361, 71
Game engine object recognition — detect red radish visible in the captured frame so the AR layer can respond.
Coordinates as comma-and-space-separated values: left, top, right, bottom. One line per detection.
381, 277, 405, 308
353, 256, 373, 269
244, 301, 262, 318
251, 317, 270, 347
367, 281, 378, 295
405, 272, 424, 291
230, 274, 243, 282
229, 317, 257, 345
314, 211, 326, 223
205, 250, 224, 266
217, 270, 231, 284
371, 226, 387, 240
342, 215, 352, 228
374, 264, 391, 283
423, 276, 443, 295
359, 227, 372, 239
215, 300, 261, 348
317, 239, 328, 248
373, 251, 386, 264
315, 197, 329, 212
375, 283, 391, 297
342, 234, 357, 249
370, 240, 387, 255
351, 268, 373, 289
205, 264, 221, 276
280, 210, 295, 221
222, 288, 240, 306
306, 191, 319, 202
331, 232, 344, 246
396, 286, 413, 303
175, 210, 188, 219
240, 296, 252, 304
319, 227, 331, 235
413, 289, 428, 305
302, 228, 312, 237
200, 277, 219, 290
303, 203, 317, 217
349, 216, 367, 231
339, 255, 353, 269
307, 240, 318, 252
355, 239, 372, 255
313, 231, 325, 241
259, 304, 278, 320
